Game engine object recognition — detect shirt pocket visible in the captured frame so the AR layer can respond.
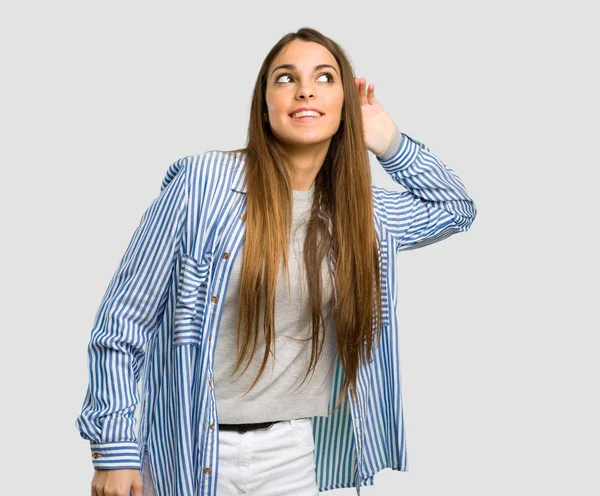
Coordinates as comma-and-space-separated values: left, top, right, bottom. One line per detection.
173, 253, 212, 346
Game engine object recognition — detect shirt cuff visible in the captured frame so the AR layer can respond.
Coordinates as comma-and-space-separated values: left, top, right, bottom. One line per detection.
375, 130, 422, 172
90, 441, 142, 470
375, 126, 404, 161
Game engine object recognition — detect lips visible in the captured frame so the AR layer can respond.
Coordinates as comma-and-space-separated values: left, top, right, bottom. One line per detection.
289, 113, 322, 122
288, 108, 324, 117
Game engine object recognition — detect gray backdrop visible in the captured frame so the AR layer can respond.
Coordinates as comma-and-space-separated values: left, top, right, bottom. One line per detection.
2, 0, 597, 494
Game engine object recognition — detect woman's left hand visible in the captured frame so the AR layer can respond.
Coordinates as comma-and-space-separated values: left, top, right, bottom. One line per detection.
355, 77, 397, 156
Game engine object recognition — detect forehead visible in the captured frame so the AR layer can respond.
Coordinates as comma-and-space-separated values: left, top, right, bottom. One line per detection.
271, 40, 338, 71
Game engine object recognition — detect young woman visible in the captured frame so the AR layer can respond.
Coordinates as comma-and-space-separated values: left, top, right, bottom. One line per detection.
76, 27, 477, 496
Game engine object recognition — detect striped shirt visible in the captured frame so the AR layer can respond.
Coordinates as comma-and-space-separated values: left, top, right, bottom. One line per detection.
75, 129, 477, 495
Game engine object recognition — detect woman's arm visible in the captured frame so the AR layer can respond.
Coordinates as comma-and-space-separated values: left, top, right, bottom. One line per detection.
373, 126, 477, 251
75, 158, 189, 470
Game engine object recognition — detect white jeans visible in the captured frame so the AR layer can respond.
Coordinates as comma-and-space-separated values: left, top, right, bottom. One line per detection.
142, 418, 319, 495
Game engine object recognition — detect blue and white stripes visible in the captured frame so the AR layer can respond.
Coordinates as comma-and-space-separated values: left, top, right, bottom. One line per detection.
75, 131, 476, 495
374, 127, 477, 251
75, 159, 188, 469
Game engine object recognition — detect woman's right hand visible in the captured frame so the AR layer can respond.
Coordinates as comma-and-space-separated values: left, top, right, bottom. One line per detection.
91, 468, 143, 496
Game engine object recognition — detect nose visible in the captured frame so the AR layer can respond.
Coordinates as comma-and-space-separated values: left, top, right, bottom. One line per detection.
296, 87, 315, 99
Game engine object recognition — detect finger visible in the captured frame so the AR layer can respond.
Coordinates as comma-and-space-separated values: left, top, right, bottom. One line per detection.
366, 83, 378, 105
355, 77, 363, 98
132, 480, 143, 496
358, 78, 368, 106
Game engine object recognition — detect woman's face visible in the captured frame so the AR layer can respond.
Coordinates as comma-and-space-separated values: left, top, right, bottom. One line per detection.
265, 40, 344, 149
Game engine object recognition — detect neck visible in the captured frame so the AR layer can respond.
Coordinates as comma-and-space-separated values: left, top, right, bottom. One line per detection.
282, 139, 330, 191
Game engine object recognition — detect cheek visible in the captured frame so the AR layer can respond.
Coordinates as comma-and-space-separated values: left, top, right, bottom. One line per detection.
267, 92, 287, 109
325, 95, 344, 116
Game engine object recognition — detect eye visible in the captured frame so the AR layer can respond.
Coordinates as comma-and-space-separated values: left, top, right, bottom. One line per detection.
275, 73, 293, 84
318, 72, 336, 83
275, 72, 336, 84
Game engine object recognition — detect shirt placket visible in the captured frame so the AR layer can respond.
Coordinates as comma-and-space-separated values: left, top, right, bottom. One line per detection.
197, 197, 248, 495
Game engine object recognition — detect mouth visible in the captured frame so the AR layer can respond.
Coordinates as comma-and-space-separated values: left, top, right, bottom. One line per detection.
289, 112, 324, 123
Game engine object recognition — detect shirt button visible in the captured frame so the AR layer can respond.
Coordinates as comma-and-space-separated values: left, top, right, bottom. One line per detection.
241, 213, 247, 221
208, 337, 212, 343
209, 379, 213, 386
204, 467, 211, 474
211, 296, 218, 303
223, 252, 229, 259
210, 423, 215, 429
92, 453, 100, 459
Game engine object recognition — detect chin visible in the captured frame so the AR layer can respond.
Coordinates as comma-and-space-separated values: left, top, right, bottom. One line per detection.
281, 129, 335, 145
288, 136, 330, 148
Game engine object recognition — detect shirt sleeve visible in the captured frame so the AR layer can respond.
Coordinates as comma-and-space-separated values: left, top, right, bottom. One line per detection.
74, 158, 189, 470
373, 126, 477, 251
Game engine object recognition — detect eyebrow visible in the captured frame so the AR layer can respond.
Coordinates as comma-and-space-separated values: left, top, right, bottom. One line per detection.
271, 63, 339, 76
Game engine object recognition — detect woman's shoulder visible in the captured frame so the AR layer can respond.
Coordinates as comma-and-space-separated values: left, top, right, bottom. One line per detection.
183, 148, 247, 173
171, 149, 247, 196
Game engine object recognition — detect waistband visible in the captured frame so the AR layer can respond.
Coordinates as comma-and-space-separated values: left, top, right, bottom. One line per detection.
218, 420, 281, 433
